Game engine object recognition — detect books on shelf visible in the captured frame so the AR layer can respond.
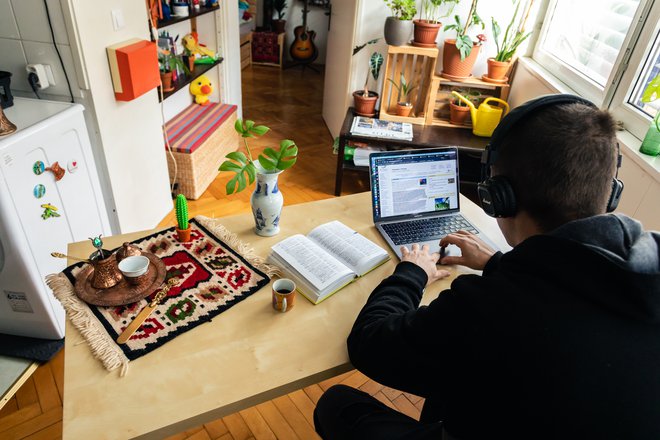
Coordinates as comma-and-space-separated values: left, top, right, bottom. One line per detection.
350, 116, 413, 141
268, 221, 390, 304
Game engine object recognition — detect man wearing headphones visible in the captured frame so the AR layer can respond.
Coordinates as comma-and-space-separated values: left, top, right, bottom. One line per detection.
314, 94, 660, 439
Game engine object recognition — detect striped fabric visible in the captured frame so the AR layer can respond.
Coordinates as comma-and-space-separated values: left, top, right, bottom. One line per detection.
164, 102, 237, 154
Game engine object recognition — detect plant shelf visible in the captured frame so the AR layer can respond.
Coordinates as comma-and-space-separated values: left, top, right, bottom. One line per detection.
159, 58, 224, 102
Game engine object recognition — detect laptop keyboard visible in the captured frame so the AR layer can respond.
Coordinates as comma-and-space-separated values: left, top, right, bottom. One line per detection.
381, 215, 478, 245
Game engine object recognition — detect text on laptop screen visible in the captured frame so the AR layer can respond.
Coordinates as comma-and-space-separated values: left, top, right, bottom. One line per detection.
371, 149, 459, 220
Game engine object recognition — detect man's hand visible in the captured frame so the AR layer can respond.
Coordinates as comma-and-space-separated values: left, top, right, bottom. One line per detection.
439, 230, 496, 270
401, 244, 451, 286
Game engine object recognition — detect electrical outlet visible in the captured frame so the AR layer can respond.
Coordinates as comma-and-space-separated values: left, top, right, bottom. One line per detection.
25, 64, 55, 90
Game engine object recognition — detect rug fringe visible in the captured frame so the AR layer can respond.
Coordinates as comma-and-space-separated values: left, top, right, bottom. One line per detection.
196, 216, 281, 278
46, 273, 130, 376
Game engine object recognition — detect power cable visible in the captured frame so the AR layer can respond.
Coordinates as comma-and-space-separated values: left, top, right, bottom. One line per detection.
43, 0, 74, 103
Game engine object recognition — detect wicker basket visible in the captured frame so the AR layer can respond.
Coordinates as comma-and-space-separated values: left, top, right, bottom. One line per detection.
164, 103, 238, 200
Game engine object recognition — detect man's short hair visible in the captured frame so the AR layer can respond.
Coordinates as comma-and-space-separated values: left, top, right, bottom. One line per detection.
494, 102, 618, 231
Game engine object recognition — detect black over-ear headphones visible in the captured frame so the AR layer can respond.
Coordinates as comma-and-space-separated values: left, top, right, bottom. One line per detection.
477, 93, 624, 218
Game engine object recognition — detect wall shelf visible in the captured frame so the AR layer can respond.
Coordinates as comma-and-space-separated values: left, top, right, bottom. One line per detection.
159, 58, 223, 102
157, 5, 219, 28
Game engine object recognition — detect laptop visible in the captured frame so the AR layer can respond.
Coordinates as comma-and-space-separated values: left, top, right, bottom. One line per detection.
369, 147, 495, 259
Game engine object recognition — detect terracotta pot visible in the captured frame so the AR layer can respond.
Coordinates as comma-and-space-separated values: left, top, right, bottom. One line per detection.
412, 20, 442, 46
449, 102, 471, 126
487, 58, 510, 80
441, 39, 481, 80
272, 19, 286, 34
160, 71, 174, 92
176, 226, 192, 242
396, 103, 413, 117
353, 91, 379, 117
183, 55, 195, 72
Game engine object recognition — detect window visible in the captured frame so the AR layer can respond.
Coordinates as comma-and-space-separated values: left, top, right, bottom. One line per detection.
533, 0, 642, 105
534, 0, 660, 140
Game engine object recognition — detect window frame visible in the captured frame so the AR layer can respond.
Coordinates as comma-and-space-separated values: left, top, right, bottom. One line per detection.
608, 2, 660, 140
532, 0, 655, 115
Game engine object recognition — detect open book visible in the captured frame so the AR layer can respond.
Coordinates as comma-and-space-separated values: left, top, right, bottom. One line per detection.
268, 221, 390, 304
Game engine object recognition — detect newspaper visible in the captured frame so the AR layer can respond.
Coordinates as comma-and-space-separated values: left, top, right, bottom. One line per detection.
350, 116, 413, 141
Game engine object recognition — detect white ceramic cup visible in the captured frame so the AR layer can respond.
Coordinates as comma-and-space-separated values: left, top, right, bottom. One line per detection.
118, 255, 150, 278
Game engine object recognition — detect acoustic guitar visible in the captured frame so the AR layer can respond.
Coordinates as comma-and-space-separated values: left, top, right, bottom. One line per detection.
289, 0, 317, 61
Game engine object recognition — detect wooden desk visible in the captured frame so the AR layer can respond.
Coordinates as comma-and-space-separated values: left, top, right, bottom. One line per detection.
62, 192, 508, 440
335, 108, 490, 196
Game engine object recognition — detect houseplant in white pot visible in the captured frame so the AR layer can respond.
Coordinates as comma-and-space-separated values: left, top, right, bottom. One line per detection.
441, 0, 486, 79
219, 119, 298, 236
384, 0, 417, 46
487, 0, 534, 81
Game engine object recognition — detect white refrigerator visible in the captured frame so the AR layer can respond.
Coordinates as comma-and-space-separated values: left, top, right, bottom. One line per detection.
0, 97, 111, 339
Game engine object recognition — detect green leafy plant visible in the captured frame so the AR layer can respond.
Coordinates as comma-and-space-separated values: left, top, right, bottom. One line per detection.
491, 0, 533, 63
642, 74, 660, 131
159, 52, 190, 75
219, 119, 298, 194
385, 0, 417, 20
175, 194, 189, 230
443, 0, 485, 60
419, 0, 457, 23
273, 0, 287, 19
450, 88, 481, 107
387, 73, 416, 104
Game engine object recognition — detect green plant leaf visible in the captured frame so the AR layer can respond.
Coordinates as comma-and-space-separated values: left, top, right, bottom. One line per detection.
251, 125, 270, 136
456, 35, 473, 60
245, 120, 255, 131
234, 118, 245, 135
219, 151, 256, 194
642, 75, 660, 103
258, 139, 298, 171
369, 52, 384, 81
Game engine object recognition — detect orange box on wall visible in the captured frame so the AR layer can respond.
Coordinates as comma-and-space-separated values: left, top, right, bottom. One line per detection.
107, 39, 160, 101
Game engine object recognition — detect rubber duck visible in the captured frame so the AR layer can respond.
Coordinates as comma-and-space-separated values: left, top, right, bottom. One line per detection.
190, 75, 213, 105
182, 32, 216, 60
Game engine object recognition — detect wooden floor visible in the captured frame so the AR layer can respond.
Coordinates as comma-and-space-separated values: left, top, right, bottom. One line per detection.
0, 65, 420, 440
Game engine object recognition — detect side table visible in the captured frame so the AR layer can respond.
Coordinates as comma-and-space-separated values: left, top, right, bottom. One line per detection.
334, 108, 490, 196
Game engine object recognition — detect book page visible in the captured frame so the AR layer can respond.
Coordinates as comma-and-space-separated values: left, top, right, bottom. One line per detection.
307, 221, 389, 275
271, 234, 354, 291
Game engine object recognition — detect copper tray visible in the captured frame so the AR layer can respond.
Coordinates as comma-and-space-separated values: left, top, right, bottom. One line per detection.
74, 253, 167, 306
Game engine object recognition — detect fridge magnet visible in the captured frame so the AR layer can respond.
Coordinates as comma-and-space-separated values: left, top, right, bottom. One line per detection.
67, 160, 79, 173
41, 203, 61, 220
34, 184, 46, 199
33, 161, 45, 175
45, 161, 66, 181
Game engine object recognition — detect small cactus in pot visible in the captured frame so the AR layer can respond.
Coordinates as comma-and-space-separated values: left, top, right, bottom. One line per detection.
175, 194, 191, 242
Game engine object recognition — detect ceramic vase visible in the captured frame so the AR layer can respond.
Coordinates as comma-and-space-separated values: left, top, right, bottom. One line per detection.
251, 169, 284, 236
384, 17, 414, 46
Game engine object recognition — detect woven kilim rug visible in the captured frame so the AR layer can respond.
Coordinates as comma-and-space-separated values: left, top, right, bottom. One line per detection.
46, 216, 277, 376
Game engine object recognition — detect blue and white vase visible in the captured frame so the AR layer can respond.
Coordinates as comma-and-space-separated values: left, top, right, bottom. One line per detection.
251, 168, 284, 236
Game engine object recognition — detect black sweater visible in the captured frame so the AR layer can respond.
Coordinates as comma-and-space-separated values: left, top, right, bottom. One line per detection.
348, 214, 660, 439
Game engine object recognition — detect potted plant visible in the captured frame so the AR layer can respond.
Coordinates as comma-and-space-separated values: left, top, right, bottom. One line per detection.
449, 88, 480, 125
441, 0, 485, 79
383, 0, 417, 47
219, 119, 298, 236
487, 0, 533, 81
352, 40, 384, 117
387, 73, 416, 116
175, 194, 191, 242
412, 0, 457, 47
159, 51, 190, 92
272, 0, 287, 33
639, 74, 660, 156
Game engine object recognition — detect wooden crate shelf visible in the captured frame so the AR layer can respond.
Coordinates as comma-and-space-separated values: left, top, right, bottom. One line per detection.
425, 75, 510, 127
378, 45, 439, 125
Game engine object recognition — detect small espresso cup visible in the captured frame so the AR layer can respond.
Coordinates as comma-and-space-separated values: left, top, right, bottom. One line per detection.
272, 279, 296, 313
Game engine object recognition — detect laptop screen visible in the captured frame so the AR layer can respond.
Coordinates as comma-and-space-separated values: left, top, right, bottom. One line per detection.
370, 148, 461, 222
